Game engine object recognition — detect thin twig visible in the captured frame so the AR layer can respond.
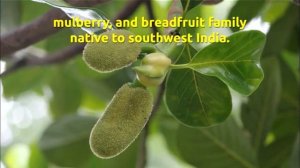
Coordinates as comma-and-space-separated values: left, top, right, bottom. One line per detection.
136, 82, 166, 168
144, 0, 160, 34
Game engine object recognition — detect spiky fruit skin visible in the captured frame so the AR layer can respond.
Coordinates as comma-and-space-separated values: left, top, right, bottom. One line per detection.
83, 30, 141, 72
89, 83, 153, 158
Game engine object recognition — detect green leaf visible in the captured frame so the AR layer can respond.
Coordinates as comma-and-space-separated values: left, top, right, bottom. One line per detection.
285, 137, 300, 168
28, 143, 47, 168
241, 57, 281, 150
261, 0, 289, 23
177, 117, 258, 168
181, 0, 203, 12
259, 136, 298, 168
187, 30, 265, 95
165, 44, 232, 127
228, 0, 266, 32
281, 51, 299, 80
258, 59, 299, 168
33, 0, 111, 34
21, 0, 50, 23
49, 68, 82, 118
271, 59, 299, 139
1, 67, 48, 98
39, 115, 97, 167
262, 5, 299, 58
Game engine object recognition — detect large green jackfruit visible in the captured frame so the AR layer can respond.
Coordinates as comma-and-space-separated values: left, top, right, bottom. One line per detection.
89, 83, 153, 158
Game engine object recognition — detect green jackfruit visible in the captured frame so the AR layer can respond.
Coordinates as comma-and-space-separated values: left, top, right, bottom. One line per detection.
89, 83, 153, 158
83, 30, 141, 72
135, 52, 171, 87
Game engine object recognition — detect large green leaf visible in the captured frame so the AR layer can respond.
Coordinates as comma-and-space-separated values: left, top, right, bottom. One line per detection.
228, 0, 266, 32
165, 44, 232, 127
187, 30, 265, 95
177, 117, 258, 168
39, 115, 97, 167
49, 67, 82, 118
241, 57, 281, 150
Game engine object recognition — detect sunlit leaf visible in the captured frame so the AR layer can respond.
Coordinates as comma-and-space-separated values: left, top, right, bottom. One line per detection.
187, 30, 265, 95
28, 143, 48, 168
262, 1, 289, 23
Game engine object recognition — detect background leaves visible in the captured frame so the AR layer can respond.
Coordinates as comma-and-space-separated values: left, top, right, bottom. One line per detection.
177, 117, 258, 168
1, 0, 299, 168
241, 57, 281, 150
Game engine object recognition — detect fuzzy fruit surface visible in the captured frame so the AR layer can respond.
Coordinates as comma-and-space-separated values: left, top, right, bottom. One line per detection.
83, 29, 141, 72
89, 83, 153, 158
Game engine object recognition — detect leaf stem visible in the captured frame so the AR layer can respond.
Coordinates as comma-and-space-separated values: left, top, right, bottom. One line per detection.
169, 63, 190, 70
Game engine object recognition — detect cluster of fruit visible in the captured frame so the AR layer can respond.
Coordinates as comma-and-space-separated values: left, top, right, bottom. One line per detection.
83, 29, 171, 158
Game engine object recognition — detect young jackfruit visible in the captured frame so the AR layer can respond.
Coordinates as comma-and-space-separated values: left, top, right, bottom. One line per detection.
89, 83, 153, 158
135, 52, 171, 87
83, 30, 141, 72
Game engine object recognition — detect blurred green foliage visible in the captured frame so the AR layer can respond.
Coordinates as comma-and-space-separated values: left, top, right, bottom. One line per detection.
1, 0, 299, 168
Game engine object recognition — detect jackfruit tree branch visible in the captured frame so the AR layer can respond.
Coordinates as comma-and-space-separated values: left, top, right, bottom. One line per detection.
0, 0, 109, 58
0, 44, 85, 77
145, 0, 160, 34
0, 0, 145, 77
